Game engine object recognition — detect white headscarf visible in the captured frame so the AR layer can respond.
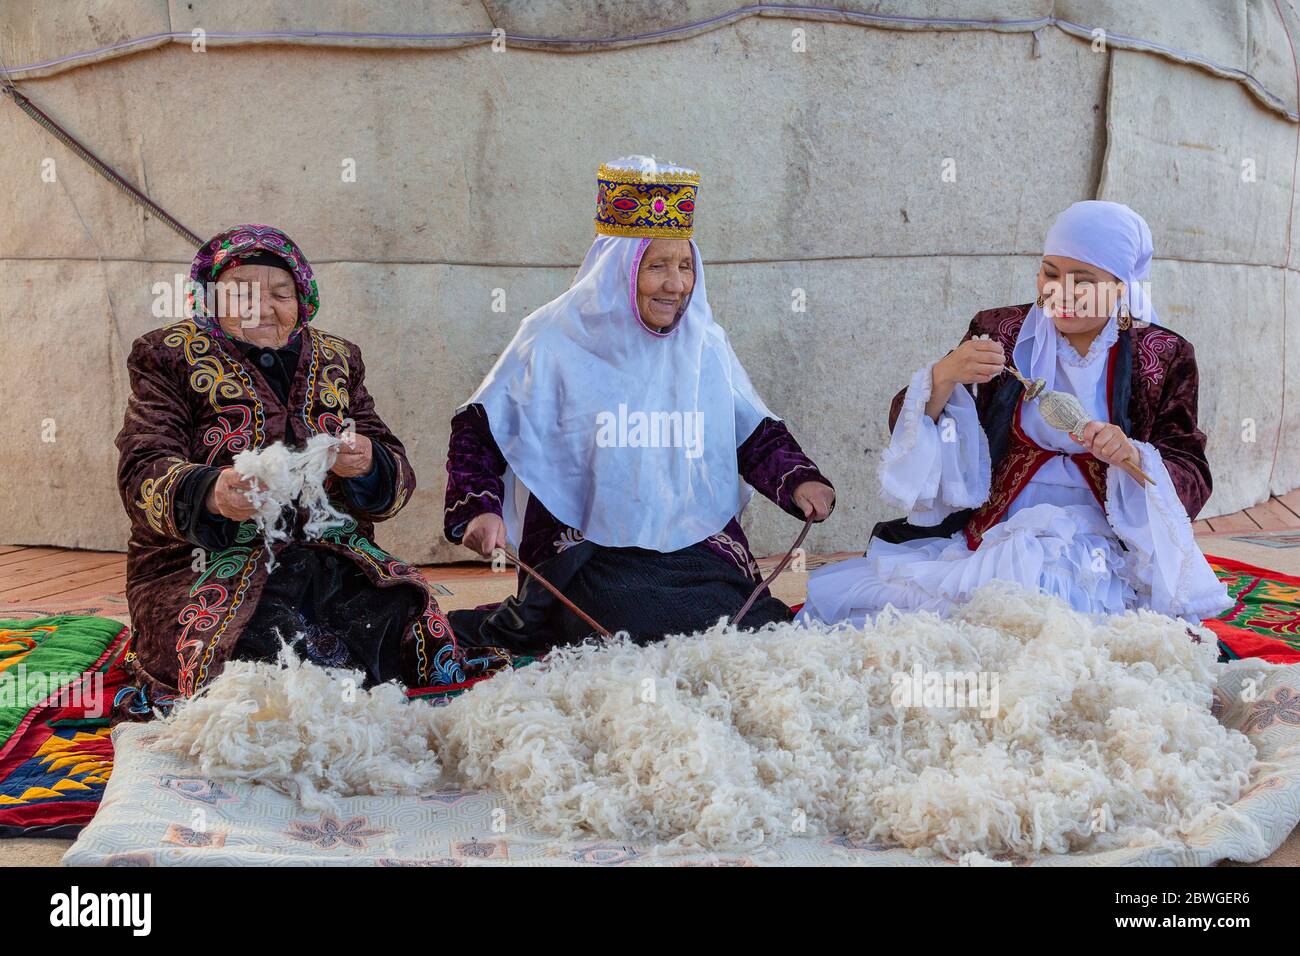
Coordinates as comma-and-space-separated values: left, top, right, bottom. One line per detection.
462, 233, 775, 552
1040, 200, 1158, 326
1012, 201, 1159, 451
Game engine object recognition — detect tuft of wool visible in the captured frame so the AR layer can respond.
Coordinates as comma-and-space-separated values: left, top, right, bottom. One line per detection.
155, 582, 1258, 859
151, 644, 443, 810
233, 433, 347, 567
430, 581, 1255, 857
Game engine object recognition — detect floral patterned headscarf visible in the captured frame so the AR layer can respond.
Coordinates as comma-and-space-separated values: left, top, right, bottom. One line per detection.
187, 224, 320, 341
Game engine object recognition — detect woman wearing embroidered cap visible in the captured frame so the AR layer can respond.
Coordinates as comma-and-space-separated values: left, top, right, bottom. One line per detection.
445, 156, 835, 650
800, 200, 1231, 627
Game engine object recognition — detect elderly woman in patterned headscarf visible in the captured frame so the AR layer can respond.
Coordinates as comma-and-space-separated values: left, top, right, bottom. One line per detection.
114, 225, 508, 720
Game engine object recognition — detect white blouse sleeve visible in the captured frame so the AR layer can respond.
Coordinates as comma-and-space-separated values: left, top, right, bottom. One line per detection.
878, 362, 991, 527
1104, 439, 1232, 621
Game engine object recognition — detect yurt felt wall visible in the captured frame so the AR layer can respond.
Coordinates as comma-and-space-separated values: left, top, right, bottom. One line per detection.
1, 1, 1297, 562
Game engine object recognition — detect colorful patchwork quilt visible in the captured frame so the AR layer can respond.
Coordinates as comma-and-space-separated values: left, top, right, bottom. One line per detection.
0, 617, 129, 837
0, 614, 520, 838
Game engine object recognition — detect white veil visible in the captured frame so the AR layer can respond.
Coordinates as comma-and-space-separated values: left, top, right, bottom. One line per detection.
462, 233, 775, 552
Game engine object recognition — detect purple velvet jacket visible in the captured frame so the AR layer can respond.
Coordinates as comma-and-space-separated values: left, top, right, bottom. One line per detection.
885, 304, 1212, 530
444, 404, 833, 578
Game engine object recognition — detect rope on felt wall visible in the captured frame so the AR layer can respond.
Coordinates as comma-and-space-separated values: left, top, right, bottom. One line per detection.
0, 57, 201, 247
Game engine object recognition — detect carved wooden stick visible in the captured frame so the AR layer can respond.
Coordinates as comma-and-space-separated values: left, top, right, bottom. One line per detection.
734, 515, 816, 628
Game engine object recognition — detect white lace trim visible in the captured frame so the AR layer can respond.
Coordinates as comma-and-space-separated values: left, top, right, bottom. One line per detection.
1056, 314, 1119, 368
1103, 440, 1232, 620
942, 419, 992, 511
878, 362, 990, 526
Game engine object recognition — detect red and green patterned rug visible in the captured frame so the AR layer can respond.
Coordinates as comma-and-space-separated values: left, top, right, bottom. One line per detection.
0, 616, 129, 837
1204, 555, 1300, 664
0, 614, 521, 839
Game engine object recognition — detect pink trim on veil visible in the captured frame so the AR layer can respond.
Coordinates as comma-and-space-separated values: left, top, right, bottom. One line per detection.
628, 236, 688, 338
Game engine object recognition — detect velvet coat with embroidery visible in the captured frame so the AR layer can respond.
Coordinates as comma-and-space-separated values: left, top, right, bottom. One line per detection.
114, 318, 510, 715
880, 303, 1211, 544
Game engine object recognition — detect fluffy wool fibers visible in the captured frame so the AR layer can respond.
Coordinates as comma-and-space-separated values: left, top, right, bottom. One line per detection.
430, 581, 1255, 857
151, 645, 442, 810
153, 581, 1257, 858
233, 433, 347, 560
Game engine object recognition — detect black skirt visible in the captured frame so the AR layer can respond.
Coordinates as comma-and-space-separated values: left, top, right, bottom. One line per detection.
450, 540, 791, 656
231, 544, 423, 685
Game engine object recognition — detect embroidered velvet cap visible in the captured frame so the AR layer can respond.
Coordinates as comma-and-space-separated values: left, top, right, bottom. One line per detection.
595, 155, 699, 239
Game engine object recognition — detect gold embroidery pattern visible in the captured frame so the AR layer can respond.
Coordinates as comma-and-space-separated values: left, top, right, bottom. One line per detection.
301, 328, 406, 518
190, 550, 259, 695
302, 327, 352, 434
373, 472, 411, 520
595, 163, 698, 239
965, 443, 1047, 551
135, 458, 202, 537
1078, 457, 1109, 509
161, 320, 265, 450
150, 321, 267, 692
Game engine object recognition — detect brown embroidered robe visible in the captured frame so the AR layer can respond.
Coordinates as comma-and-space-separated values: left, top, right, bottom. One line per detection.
114, 319, 509, 718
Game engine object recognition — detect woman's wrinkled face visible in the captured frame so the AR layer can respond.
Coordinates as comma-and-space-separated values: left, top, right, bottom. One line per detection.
213, 264, 299, 347
1036, 255, 1123, 336
636, 238, 695, 331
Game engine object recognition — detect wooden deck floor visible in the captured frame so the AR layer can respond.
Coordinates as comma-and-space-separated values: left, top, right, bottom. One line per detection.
1195, 490, 1300, 535
3, 491, 1300, 609
0, 545, 499, 610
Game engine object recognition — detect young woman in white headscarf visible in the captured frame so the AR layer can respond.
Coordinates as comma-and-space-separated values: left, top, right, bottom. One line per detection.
800, 201, 1231, 628
444, 157, 836, 651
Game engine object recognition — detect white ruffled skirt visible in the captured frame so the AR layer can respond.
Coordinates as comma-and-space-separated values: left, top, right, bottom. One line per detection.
798, 501, 1140, 628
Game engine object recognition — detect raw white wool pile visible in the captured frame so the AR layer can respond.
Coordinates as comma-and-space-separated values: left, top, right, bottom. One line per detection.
153, 581, 1258, 859
430, 580, 1255, 857
151, 644, 442, 810
233, 433, 347, 564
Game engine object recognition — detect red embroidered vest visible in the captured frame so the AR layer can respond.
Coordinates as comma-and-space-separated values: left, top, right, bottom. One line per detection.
963, 340, 1118, 551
